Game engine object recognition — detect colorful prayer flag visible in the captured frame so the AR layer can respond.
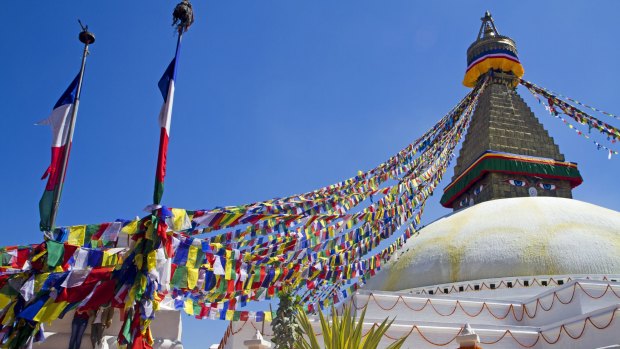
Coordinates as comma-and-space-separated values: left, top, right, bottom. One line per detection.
153, 42, 181, 205
37, 75, 79, 231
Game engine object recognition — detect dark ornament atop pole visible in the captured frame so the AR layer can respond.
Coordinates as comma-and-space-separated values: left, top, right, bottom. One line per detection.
78, 19, 96, 44
172, 0, 194, 34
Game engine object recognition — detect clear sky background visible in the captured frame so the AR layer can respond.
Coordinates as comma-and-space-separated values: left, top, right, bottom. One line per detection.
2, 1, 619, 347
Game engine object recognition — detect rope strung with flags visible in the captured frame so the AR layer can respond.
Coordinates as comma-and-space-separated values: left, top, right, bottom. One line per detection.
520, 81, 620, 121
0, 79, 488, 348
521, 79, 620, 158
1, 75, 618, 348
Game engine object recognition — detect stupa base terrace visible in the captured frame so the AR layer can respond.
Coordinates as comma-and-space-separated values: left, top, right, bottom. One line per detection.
221, 276, 620, 349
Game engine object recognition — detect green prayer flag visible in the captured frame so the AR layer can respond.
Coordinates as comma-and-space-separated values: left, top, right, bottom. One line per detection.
233, 311, 241, 321
46, 240, 64, 267
171, 265, 188, 289
218, 278, 227, 293
122, 309, 133, 342
194, 252, 205, 269
85, 224, 100, 245
1, 253, 11, 265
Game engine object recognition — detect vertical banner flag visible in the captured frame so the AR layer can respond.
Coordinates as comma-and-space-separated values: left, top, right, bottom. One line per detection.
154, 41, 181, 205
37, 75, 79, 231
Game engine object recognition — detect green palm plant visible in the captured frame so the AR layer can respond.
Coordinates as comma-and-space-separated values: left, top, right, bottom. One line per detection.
294, 302, 408, 349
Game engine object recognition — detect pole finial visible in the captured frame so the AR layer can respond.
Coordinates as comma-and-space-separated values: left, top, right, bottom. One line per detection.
172, 0, 194, 34
78, 19, 95, 45
477, 11, 500, 39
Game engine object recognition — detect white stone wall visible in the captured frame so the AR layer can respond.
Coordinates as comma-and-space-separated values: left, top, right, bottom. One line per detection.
34, 307, 183, 349
220, 278, 620, 348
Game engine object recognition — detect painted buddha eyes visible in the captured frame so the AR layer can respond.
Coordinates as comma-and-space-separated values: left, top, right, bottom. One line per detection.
505, 179, 557, 190
538, 183, 556, 190
459, 184, 485, 208
507, 179, 527, 187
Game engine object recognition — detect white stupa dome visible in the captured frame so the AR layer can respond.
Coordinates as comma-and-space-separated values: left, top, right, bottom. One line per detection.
365, 197, 620, 291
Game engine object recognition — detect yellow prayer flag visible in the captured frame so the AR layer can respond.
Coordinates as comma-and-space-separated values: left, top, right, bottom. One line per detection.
273, 267, 281, 281
107, 251, 119, 267
264, 311, 272, 322
68, 225, 86, 246
187, 246, 199, 268
32, 250, 47, 263
121, 219, 139, 235
184, 299, 194, 315
171, 208, 189, 231
147, 251, 157, 272
139, 274, 147, 291
34, 273, 50, 293
101, 251, 117, 269
153, 299, 160, 312
224, 259, 234, 280
187, 267, 198, 289
34, 299, 68, 322
0, 293, 11, 310
226, 310, 235, 320
2, 303, 15, 326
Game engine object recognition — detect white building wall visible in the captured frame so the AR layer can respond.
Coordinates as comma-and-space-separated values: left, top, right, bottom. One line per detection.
218, 278, 620, 349
34, 307, 183, 349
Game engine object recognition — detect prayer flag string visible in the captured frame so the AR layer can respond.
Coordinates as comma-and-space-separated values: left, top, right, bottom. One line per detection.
0, 79, 490, 348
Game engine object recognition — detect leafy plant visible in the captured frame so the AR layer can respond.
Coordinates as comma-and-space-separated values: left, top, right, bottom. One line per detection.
294, 302, 408, 349
272, 285, 302, 349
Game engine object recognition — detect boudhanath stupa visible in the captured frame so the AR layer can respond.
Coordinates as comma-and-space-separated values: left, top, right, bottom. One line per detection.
1, 9, 617, 349
219, 12, 620, 349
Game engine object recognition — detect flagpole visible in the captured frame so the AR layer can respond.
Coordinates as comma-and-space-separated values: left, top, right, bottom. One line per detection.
152, 0, 194, 206
119, 4, 194, 347
47, 22, 95, 237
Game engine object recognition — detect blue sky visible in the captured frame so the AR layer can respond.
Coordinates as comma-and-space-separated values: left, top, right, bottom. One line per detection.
2, 1, 619, 347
